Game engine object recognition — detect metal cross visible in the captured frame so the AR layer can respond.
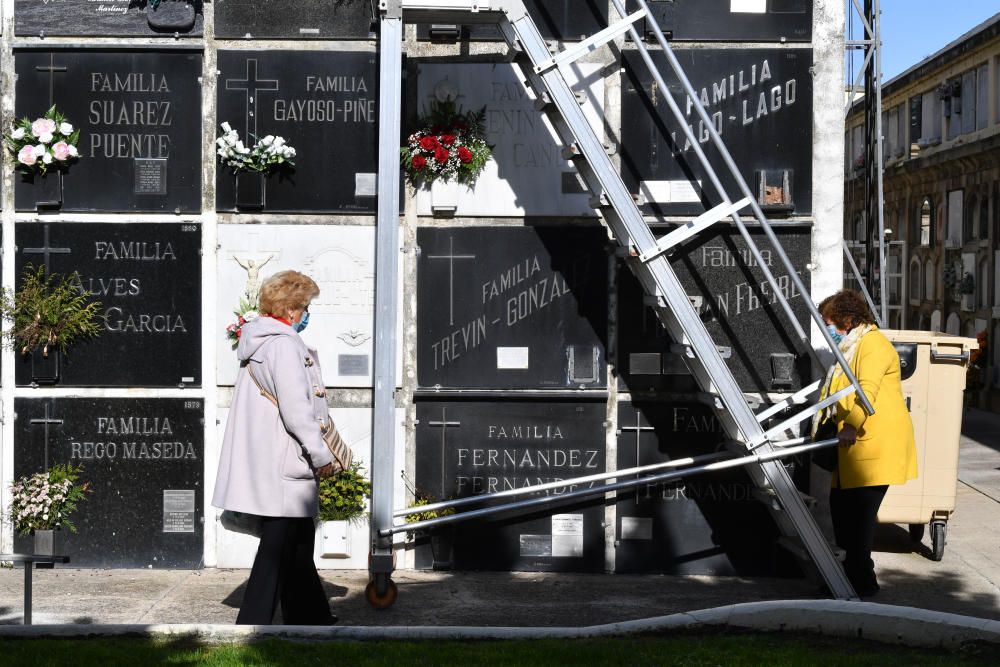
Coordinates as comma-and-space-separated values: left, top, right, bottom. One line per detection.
618, 410, 657, 503
427, 407, 461, 500
225, 58, 279, 140
35, 53, 68, 107
23, 224, 72, 272
427, 236, 476, 327
29, 403, 64, 471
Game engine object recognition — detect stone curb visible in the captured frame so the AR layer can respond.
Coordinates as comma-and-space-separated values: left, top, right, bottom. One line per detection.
1, 600, 999, 647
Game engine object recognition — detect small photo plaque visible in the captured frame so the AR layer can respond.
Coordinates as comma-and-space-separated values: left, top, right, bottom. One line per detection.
551, 513, 584, 557
134, 158, 168, 196
497, 346, 530, 370
163, 489, 196, 534
620, 517, 654, 541
519, 534, 552, 557
338, 354, 370, 376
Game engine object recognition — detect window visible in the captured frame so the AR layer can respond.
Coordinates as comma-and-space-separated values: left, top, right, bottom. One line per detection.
909, 95, 922, 156
909, 258, 922, 304
947, 190, 964, 247
925, 260, 936, 301
980, 197, 990, 241
961, 69, 977, 134
894, 104, 905, 157
976, 64, 989, 130
919, 197, 933, 246
979, 258, 990, 309
945, 80, 962, 140
850, 124, 864, 169
965, 195, 977, 243
921, 90, 942, 143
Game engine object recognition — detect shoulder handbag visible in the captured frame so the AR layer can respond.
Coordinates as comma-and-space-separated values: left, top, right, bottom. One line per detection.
220, 509, 262, 538
812, 419, 839, 473
246, 363, 354, 475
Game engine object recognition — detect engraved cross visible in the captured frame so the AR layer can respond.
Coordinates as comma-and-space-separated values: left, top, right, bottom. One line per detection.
225, 59, 279, 140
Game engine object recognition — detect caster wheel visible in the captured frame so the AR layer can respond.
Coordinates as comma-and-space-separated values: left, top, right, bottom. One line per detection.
930, 521, 946, 562
365, 577, 398, 609
908, 523, 925, 543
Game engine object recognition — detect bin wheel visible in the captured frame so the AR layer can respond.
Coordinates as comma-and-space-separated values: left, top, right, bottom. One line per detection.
908, 523, 925, 543
930, 521, 947, 562
365, 576, 398, 609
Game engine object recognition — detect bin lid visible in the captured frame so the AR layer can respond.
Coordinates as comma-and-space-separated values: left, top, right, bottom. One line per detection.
882, 329, 978, 354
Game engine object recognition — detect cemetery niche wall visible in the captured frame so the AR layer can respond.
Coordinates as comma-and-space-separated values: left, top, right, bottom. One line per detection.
214, 0, 375, 40
15, 222, 202, 387
614, 401, 801, 576
617, 225, 813, 394
15, 0, 205, 38
416, 226, 608, 390
14, 47, 203, 213
620, 48, 813, 218
415, 62, 604, 218
417, 0, 607, 42
413, 399, 606, 572
13, 398, 205, 569
216, 50, 378, 214
628, 0, 812, 43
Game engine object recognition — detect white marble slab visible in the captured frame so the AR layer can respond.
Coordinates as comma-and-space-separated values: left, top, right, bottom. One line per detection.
217, 224, 400, 387
415, 62, 605, 217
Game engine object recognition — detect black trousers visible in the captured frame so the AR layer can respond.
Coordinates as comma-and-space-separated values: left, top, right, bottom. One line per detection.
236, 516, 333, 625
830, 484, 888, 594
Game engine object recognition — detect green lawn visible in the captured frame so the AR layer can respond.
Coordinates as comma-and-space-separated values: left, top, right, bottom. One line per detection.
1, 633, 997, 666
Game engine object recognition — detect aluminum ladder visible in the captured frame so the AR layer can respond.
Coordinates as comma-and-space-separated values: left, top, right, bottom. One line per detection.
371, 0, 874, 605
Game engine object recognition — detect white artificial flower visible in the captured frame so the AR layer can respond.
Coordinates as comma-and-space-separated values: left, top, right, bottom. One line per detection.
11, 127, 25, 140
59, 122, 73, 135
244, 310, 259, 321
221, 122, 232, 133
38, 132, 54, 144
42, 152, 52, 164
67, 145, 78, 157
273, 136, 285, 148
261, 135, 274, 146
32, 144, 46, 157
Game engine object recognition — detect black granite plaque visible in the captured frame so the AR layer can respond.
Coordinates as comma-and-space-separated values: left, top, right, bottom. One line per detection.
620, 48, 813, 217
617, 225, 812, 394
615, 401, 800, 576
15, 0, 204, 38
414, 399, 606, 572
628, 0, 812, 43
214, 0, 374, 40
13, 398, 204, 569
14, 48, 203, 213
15, 223, 202, 387
416, 226, 608, 390
417, 0, 608, 42
216, 50, 378, 214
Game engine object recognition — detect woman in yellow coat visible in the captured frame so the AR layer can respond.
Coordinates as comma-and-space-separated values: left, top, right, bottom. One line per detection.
814, 290, 917, 597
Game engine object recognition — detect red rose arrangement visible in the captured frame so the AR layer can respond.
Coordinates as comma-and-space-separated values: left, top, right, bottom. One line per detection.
400, 100, 492, 186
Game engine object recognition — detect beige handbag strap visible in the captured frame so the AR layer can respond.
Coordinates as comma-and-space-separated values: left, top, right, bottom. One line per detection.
245, 362, 279, 408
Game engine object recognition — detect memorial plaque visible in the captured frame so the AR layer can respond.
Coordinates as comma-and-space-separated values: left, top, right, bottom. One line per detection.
215, 0, 374, 40
15, 222, 202, 387
628, 0, 812, 43
617, 225, 812, 393
14, 48, 202, 213
621, 48, 813, 217
216, 51, 378, 213
615, 402, 800, 576
216, 224, 402, 388
417, 226, 608, 390
416, 63, 604, 217
15, 0, 204, 38
13, 398, 204, 568
416, 0, 607, 42
414, 400, 606, 572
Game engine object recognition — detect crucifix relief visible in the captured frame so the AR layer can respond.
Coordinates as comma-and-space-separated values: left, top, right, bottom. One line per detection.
36, 53, 69, 107
225, 58, 279, 140
427, 235, 476, 327
427, 407, 461, 499
619, 411, 657, 503
29, 402, 64, 472
23, 224, 72, 272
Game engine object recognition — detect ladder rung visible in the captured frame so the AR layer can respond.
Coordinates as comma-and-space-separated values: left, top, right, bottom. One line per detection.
639, 198, 752, 263
753, 488, 781, 511
588, 193, 609, 208
534, 8, 648, 74
561, 143, 581, 160
533, 91, 552, 111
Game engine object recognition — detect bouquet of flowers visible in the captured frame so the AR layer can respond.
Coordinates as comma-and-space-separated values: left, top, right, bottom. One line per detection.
5, 105, 80, 175
400, 100, 492, 186
225, 297, 259, 348
7, 463, 90, 536
216, 122, 296, 173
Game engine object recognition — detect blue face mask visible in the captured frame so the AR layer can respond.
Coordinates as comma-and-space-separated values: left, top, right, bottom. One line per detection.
292, 311, 310, 333
826, 323, 844, 345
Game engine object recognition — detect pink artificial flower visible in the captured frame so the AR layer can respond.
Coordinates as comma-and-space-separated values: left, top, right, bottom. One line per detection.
31, 118, 56, 137
17, 145, 37, 166
52, 141, 72, 161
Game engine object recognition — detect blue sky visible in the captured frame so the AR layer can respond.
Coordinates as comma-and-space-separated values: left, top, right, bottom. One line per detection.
850, 1, 999, 82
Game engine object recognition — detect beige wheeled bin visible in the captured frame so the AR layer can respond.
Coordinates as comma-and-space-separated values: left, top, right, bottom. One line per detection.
877, 330, 978, 561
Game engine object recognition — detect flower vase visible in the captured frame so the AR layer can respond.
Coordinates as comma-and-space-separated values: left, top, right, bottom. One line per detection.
430, 179, 459, 217
319, 520, 351, 558
147, 0, 197, 32
33, 529, 55, 569
35, 171, 63, 210
30, 348, 61, 385
429, 526, 455, 570
236, 171, 266, 210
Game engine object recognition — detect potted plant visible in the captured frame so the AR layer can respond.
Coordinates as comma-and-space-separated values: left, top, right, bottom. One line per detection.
400, 99, 493, 216
0, 265, 103, 384
4, 105, 80, 210
216, 122, 296, 211
317, 463, 372, 558
405, 495, 457, 570
146, 1, 202, 33
7, 463, 90, 559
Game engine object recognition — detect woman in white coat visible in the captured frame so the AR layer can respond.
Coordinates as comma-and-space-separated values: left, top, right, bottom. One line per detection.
213, 270, 337, 625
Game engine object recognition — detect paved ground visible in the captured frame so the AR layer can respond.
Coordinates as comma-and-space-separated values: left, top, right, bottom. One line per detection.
2, 409, 998, 627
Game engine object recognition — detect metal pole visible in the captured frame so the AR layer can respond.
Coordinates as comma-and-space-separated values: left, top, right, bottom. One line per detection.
626, 0, 874, 416
842, 241, 883, 326
381, 439, 839, 536
371, 0, 403, 574
23, 563, 32, 625
874, 0, 888, 325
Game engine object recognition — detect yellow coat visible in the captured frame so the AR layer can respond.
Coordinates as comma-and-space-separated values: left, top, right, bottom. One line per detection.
830, 327, 918, 489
